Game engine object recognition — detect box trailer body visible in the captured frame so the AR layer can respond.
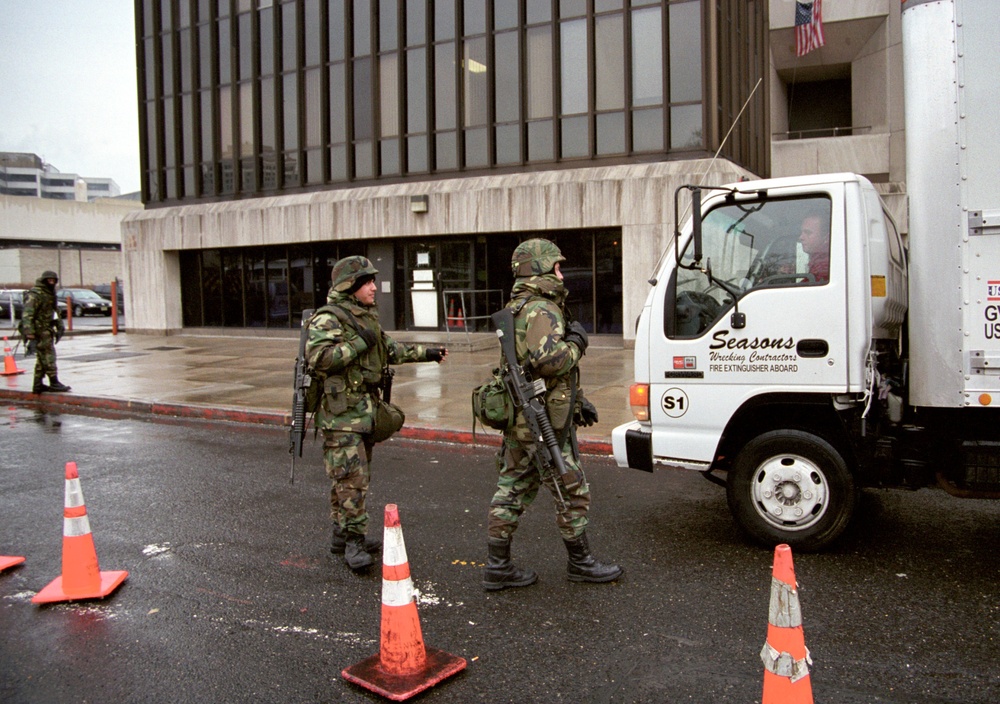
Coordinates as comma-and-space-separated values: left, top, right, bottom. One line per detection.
611, 0, 1000, 549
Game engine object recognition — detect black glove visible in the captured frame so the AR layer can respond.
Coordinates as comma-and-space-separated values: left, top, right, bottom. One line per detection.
575, 398, 599, 427
26, 339, 37, 357
425, 347, 446, 363
563, 321, 589, 355
355, 328, 379, 350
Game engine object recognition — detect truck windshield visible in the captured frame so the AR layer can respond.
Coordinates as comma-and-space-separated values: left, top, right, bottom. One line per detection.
670, 195, 831, 337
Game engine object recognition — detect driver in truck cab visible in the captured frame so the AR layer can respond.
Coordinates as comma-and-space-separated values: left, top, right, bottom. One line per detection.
799, 210, 830, 284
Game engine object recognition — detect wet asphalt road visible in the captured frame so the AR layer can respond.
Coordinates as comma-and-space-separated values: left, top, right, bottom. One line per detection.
1, 407, 999, 703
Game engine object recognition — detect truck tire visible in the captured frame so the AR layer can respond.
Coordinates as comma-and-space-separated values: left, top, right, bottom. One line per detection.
726, 429, 856, 551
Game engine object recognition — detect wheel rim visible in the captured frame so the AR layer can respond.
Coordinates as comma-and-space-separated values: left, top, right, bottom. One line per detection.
749, 453, 829, 532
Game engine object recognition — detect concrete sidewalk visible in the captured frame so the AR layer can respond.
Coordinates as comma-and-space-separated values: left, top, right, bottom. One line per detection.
0, 328, 635, 455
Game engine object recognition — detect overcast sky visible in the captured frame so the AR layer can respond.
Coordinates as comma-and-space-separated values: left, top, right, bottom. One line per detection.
0, 1, 141, 193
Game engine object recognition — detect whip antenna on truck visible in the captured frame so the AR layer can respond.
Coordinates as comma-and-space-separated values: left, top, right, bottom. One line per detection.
648, 77, 763, 285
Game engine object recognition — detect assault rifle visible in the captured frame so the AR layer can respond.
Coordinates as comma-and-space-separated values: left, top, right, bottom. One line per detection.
288, 309, 315, 484
491, 307, 575, 509
381, 366, 395, 403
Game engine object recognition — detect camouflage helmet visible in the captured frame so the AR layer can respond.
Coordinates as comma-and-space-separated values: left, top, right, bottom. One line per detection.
511, 238, 565, 277
41, 270, 59, 282
330, 255, 379, 292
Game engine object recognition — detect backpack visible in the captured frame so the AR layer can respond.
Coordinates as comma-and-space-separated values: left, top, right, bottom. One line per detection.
472, 366, 515, 432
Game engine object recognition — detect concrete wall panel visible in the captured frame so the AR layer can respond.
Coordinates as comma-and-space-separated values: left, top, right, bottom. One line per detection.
123, 161, 761, 339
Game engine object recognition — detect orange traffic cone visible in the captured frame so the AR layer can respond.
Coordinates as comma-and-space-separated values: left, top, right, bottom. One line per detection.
454, 302, 465, 329
1, 336, 25, 376
761, 544, 813, 703
0, 555, 25, 571
446, 300, 457, 328
32, 461, 128, 604
342, 504, 466, 701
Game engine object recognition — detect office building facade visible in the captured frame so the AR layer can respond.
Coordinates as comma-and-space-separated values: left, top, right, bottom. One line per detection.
126, 0, 768, 336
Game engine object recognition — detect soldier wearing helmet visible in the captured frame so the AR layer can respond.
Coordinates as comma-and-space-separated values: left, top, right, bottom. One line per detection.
305, 255, 448, 572
483, 239, 622, 591
21, 270, 70, 394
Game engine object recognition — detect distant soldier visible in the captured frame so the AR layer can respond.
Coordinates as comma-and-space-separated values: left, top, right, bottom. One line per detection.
483, 239, 622, 591
21, 271, 70, 394
305, 256, 447, 572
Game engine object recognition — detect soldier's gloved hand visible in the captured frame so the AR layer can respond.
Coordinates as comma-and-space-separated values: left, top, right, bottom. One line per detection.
26, 340, 37, 357
425, 347, 447, 363
355, 328, 379, 350
563, 321, 589, 355
55, 328, 64, 343
575, 398, 599, 426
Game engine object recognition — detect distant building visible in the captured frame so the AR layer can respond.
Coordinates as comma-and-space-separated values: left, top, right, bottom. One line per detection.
0, 152, 123, 202
0, 152, 141, 292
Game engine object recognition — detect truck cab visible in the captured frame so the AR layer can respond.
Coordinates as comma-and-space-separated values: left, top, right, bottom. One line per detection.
613, 173, 908, 550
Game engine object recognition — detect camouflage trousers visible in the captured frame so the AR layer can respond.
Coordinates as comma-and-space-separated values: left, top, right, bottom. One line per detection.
31, 331, 58, 383
322, 430, 375, 536
488, 425, 590, 542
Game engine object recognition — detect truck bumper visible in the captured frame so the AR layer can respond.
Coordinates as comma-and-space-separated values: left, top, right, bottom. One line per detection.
611, 422, 654, 472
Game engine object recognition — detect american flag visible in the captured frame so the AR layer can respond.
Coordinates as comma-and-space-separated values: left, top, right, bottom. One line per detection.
795, 0, 825, 57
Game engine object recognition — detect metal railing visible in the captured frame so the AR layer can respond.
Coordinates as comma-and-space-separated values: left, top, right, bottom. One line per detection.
772, 125, 873, 140
441, 288, 506, 344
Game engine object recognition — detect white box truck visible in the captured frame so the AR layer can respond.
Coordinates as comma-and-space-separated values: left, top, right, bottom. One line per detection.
612, 0, 1000, 550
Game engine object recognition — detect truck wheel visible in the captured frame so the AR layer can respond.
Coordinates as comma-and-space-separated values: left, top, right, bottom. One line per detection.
726, 429, 856, 551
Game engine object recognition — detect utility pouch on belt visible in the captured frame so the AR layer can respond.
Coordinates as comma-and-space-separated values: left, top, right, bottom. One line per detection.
472, 367, 516, 432
371, 398, 405, 443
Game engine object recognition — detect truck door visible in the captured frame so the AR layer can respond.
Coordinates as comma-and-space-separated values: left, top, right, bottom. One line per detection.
649, 192, 850, 463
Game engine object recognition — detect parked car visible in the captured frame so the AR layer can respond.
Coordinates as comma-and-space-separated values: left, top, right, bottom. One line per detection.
56, 288, 113, 317
0, 289, 68, 319
91, 283, 125, 314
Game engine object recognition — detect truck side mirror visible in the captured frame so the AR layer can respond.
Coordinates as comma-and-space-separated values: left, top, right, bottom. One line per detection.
691, 188, 703, 266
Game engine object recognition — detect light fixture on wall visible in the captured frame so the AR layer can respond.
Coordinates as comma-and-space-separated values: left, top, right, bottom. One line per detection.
410, 195, 429, 214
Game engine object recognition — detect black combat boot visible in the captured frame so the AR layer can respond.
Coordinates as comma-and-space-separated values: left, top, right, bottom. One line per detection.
344, 534, 375, 571
331, 526, 382, 555
32, 378, 48, 394
483, 537, 538, 591
46, 377, 71, 392
563, 533, 623, 583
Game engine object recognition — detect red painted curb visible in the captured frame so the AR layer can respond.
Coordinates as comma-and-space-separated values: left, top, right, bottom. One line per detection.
0, 389, 613, 456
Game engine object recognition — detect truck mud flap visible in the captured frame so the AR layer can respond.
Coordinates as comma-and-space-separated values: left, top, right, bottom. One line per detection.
625, 428, 654, 472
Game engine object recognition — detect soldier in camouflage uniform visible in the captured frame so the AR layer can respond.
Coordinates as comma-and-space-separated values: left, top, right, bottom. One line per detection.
483, 239, 622, 591
305, 256, 447, 571
21, 271, 70, 394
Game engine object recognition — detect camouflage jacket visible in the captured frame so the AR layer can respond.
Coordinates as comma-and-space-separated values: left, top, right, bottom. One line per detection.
305, 290, 430, 433
21, 278, 64, 339
507, 274, 583, 431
